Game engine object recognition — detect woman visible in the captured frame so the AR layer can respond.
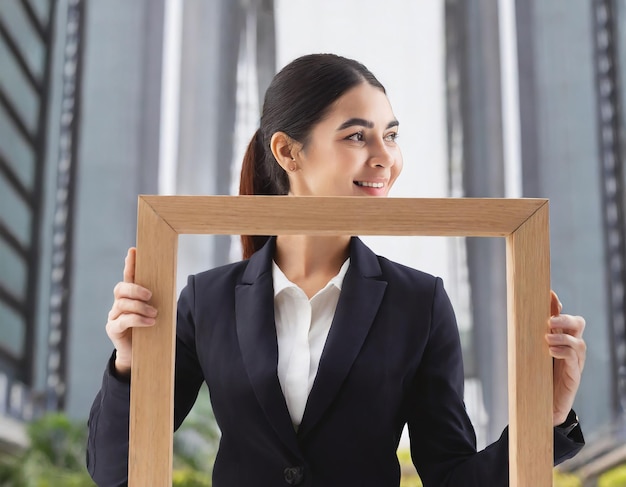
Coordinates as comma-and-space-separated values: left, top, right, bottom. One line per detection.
87, 54, 586, 486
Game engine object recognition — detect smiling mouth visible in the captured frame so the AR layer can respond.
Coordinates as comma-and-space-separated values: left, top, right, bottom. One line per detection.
354, 181, 384, 188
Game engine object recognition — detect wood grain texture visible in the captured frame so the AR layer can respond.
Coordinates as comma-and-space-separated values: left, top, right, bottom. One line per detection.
129, 195, 553, 486
506, 203, 553, 487
141, 195, 546, 236
129, 198, 178, 487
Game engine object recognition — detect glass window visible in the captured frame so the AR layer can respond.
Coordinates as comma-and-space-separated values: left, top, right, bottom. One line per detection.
0, 106, 36, 192
0, 301, 25, 360
0, 176, 32, 249
0, 238, 27, 301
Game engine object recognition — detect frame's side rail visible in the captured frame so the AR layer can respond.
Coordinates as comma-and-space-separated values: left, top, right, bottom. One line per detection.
505, 203, 552, 486
129, 198, 179, 487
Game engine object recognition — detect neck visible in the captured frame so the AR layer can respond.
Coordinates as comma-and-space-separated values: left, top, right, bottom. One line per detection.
274, 235, 350, 293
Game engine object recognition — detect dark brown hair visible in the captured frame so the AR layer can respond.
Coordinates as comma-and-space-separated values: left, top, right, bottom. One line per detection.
239, 53, 386, 258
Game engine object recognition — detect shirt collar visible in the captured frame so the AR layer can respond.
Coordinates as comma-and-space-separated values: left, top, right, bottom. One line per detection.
272, 258, 350, 297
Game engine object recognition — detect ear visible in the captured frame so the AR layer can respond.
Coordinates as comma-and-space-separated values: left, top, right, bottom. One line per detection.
270, 132, 301, 171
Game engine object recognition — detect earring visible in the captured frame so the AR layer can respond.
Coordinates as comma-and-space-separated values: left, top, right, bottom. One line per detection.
288, 163, 297, 172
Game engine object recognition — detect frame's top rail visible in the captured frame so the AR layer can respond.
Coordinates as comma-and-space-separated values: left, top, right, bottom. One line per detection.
139, 195, 547, 237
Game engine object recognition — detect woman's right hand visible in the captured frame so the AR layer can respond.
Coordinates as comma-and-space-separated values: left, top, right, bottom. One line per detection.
105, 247, 158, 376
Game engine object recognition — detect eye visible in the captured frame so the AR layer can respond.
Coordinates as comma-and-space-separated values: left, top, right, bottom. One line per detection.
384, 132, 399, 142
346, 131, 364, 142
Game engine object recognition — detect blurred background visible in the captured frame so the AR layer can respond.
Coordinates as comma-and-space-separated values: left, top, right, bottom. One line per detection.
0, 0, 625, 485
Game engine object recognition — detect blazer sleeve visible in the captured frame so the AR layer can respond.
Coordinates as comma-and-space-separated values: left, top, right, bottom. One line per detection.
407, 278, 584, 487
86, 276, 205, 487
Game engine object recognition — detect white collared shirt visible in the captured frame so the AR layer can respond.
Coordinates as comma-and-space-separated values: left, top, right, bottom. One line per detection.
272, 258, 350, 429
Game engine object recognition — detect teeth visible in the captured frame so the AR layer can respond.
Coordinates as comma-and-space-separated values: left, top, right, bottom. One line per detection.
355, 181, 384, 188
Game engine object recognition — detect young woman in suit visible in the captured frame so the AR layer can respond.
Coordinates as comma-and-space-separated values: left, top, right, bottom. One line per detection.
88, 53, 586, 486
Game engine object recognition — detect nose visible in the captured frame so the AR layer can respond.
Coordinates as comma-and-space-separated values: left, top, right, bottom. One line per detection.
368, 141, 395, 168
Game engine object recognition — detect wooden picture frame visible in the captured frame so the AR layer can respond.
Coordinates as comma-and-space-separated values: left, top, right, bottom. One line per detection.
130, 195, 552, 486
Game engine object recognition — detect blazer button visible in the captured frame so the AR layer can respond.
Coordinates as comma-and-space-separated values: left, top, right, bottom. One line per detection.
283, 466, 304, 485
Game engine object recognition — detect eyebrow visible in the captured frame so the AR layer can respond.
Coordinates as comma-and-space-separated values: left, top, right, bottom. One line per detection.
336, 118, 399, 131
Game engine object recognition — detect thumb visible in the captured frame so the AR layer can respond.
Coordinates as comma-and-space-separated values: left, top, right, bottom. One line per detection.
123, 247, 137, 284
550, 290, 562, 317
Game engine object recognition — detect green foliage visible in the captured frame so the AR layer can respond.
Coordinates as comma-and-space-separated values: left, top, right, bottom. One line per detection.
0, 413, 94, 487
0, 387, 221, 487
172, 385, 219, 486
399, 477, 423, 487
598, 463, 626, 487
554, 469, 582, 487
172, 468, 212, 487
397, 447, 423, 487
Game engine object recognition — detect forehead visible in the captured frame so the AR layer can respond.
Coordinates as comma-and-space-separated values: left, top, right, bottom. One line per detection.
325, 83, 395, 123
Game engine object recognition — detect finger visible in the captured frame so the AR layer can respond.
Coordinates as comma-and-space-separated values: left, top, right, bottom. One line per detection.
547, 344, 581, 362
545, 332, 585, 349
545, 334, 586, 364
124, 247, 137, 284
549, 315, 586, 337
106, 313, 156, 336
550, 290, 562, 317
108, 298, 158, 321
113, 281, 152, 301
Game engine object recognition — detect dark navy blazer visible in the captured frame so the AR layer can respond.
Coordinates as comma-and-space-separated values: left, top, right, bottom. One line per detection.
87, 237, 583, 486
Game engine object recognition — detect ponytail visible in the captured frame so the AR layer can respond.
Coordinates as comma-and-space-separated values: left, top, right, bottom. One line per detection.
239, 129, 277, 259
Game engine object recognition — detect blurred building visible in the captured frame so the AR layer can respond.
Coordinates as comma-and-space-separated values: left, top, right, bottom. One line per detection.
0, 0, 625, 482
1, 0, 63, 452
445, 0, 626, 479
0, 0, 275, 452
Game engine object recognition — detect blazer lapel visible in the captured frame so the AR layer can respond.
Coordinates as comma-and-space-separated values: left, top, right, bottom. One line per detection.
235, 238, 300, 454
298, 237, 387, 439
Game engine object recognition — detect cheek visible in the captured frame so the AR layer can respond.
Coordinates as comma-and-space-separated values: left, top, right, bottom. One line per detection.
391, 151, 404, 182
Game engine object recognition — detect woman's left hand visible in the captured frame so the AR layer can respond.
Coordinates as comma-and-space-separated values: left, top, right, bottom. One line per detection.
546, 290, 586, 426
